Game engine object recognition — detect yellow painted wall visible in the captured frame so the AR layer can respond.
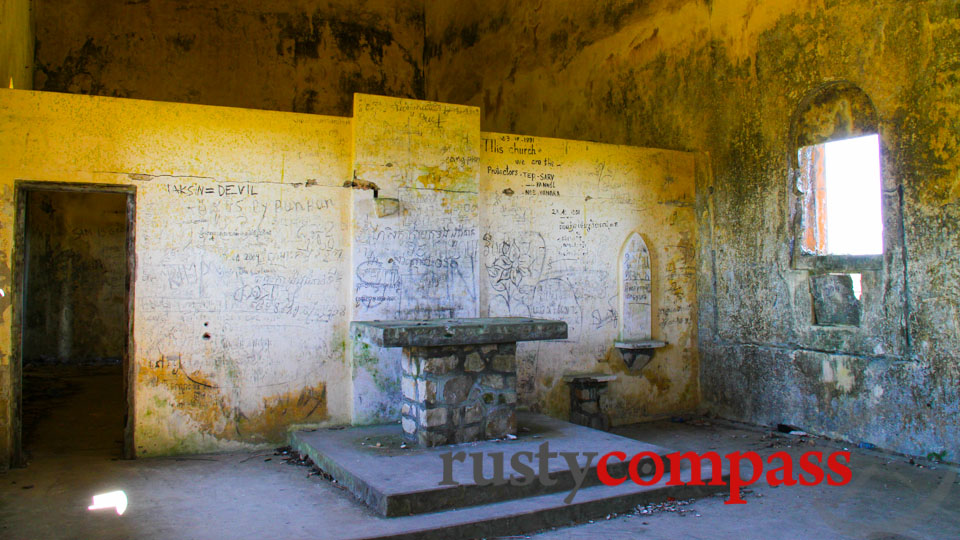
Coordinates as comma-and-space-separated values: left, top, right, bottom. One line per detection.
0, 89, 354, 461
0, 89, 698, 466
0, 0, 33, 89
350, 94, 482, 422
479, 133, 699, 423
348, 94, 699, 426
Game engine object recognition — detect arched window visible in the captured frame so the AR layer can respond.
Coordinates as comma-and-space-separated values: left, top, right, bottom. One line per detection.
791, 81, 883, 272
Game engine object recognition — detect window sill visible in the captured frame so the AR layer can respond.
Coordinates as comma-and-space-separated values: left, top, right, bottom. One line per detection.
792, 252, 882, 272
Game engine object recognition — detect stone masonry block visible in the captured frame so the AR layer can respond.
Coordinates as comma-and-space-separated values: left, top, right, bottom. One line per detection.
401, 416, 417, 436
400, 352, 418, 376
419, 430, 449, 447
420, 407, 448, 428
480, 374, 504, 389
422, 354, 459, 374
442, 375, 474, 404
811, 273, 861, 326
457, 425, 482, 443
480, 344, 497, 356
491, 354, 516, 372
401, 376, 417, 401
464, 352, 485, 372
484, 407, 516, 439
417, 379, 437, 405
464, 403, 483, 424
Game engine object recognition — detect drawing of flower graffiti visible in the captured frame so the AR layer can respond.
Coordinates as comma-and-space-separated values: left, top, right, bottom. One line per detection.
484, 232, 547, 313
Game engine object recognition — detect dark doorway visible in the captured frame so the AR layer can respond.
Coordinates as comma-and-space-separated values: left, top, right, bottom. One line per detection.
14, 183, 136, 465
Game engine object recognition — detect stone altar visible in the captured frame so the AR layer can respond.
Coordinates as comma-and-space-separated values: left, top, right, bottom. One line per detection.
350, 318, 567, 447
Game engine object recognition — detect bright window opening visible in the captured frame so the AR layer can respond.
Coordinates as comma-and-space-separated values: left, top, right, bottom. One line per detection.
798, 134, 883, 256
832, 272, 863, 300
850, 272, 862, 300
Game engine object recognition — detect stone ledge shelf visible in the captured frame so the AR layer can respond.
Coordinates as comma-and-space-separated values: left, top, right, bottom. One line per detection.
614, 339, 667, 371
351, 318, 567, 447
352, 317, 568, 347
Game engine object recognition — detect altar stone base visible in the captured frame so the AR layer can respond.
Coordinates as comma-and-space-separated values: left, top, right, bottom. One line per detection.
400, 343, 517, 446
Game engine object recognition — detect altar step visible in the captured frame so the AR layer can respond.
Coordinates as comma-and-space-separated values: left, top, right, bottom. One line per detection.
290, 412, 677, 517
290, 413, 732, 539
309, 459, 728, 540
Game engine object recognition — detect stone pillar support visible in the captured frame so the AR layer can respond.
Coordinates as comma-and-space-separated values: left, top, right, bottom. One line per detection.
351, 318, 567, 447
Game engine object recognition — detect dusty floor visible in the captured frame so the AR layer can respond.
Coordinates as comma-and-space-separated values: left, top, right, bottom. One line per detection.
1, 368, 958, 539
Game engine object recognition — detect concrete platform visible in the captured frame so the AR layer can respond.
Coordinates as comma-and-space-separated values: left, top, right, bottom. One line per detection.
331, 462, 729, 540
290, 412, 678, 517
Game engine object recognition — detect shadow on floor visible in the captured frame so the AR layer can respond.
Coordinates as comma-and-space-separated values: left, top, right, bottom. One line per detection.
21, 364, 124, 463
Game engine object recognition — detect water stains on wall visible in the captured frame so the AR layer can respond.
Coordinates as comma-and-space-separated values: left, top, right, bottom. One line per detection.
33, 0, 425, 116
0, 90, 355, 459
138, 357, 327, 446
425, 0, 960, 458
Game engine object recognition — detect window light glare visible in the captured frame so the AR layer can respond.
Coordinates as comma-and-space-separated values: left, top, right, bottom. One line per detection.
823, 134, 883, 255
850, 273, 862, 300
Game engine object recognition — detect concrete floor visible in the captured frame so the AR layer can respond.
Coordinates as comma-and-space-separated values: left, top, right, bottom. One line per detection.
2, 367, 959, 539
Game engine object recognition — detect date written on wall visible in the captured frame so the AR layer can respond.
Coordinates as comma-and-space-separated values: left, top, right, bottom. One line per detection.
163, 183, 260, 197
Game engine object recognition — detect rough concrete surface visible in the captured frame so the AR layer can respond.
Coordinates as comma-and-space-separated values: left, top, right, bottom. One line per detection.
3, 371, 958, 540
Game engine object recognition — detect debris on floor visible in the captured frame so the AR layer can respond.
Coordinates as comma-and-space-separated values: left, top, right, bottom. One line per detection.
636, 498, 699, 517
274, 446, 339, 483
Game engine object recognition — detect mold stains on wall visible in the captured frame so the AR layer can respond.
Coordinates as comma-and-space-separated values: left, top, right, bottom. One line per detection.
34, 38, 111, 97
792, 82, 880, 150
138, 357, 327, 448
33, 0, 425, 116
0, 90, 355, 458
425, 0, 960, 458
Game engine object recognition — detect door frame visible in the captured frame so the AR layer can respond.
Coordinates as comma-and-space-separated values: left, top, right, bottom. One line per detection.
12, 181, 137, 465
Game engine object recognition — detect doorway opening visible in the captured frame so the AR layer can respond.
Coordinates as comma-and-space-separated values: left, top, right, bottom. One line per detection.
13, 183, 136, 465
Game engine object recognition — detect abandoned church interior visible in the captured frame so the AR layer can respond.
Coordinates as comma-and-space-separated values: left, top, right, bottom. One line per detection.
1, 1, 959, 538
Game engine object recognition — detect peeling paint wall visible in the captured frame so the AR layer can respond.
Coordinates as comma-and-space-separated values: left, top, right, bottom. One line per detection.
33, 0, 425, 116
426, 0, 960, 458
0, 90, 353, 458
0, 0, 33, 89
23, 191, 128, 364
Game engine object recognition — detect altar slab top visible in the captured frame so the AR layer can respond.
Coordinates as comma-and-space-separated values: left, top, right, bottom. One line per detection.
351, 317, 567, 347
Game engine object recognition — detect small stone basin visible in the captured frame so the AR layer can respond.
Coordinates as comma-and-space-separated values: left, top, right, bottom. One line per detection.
614, 339, 667, 371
